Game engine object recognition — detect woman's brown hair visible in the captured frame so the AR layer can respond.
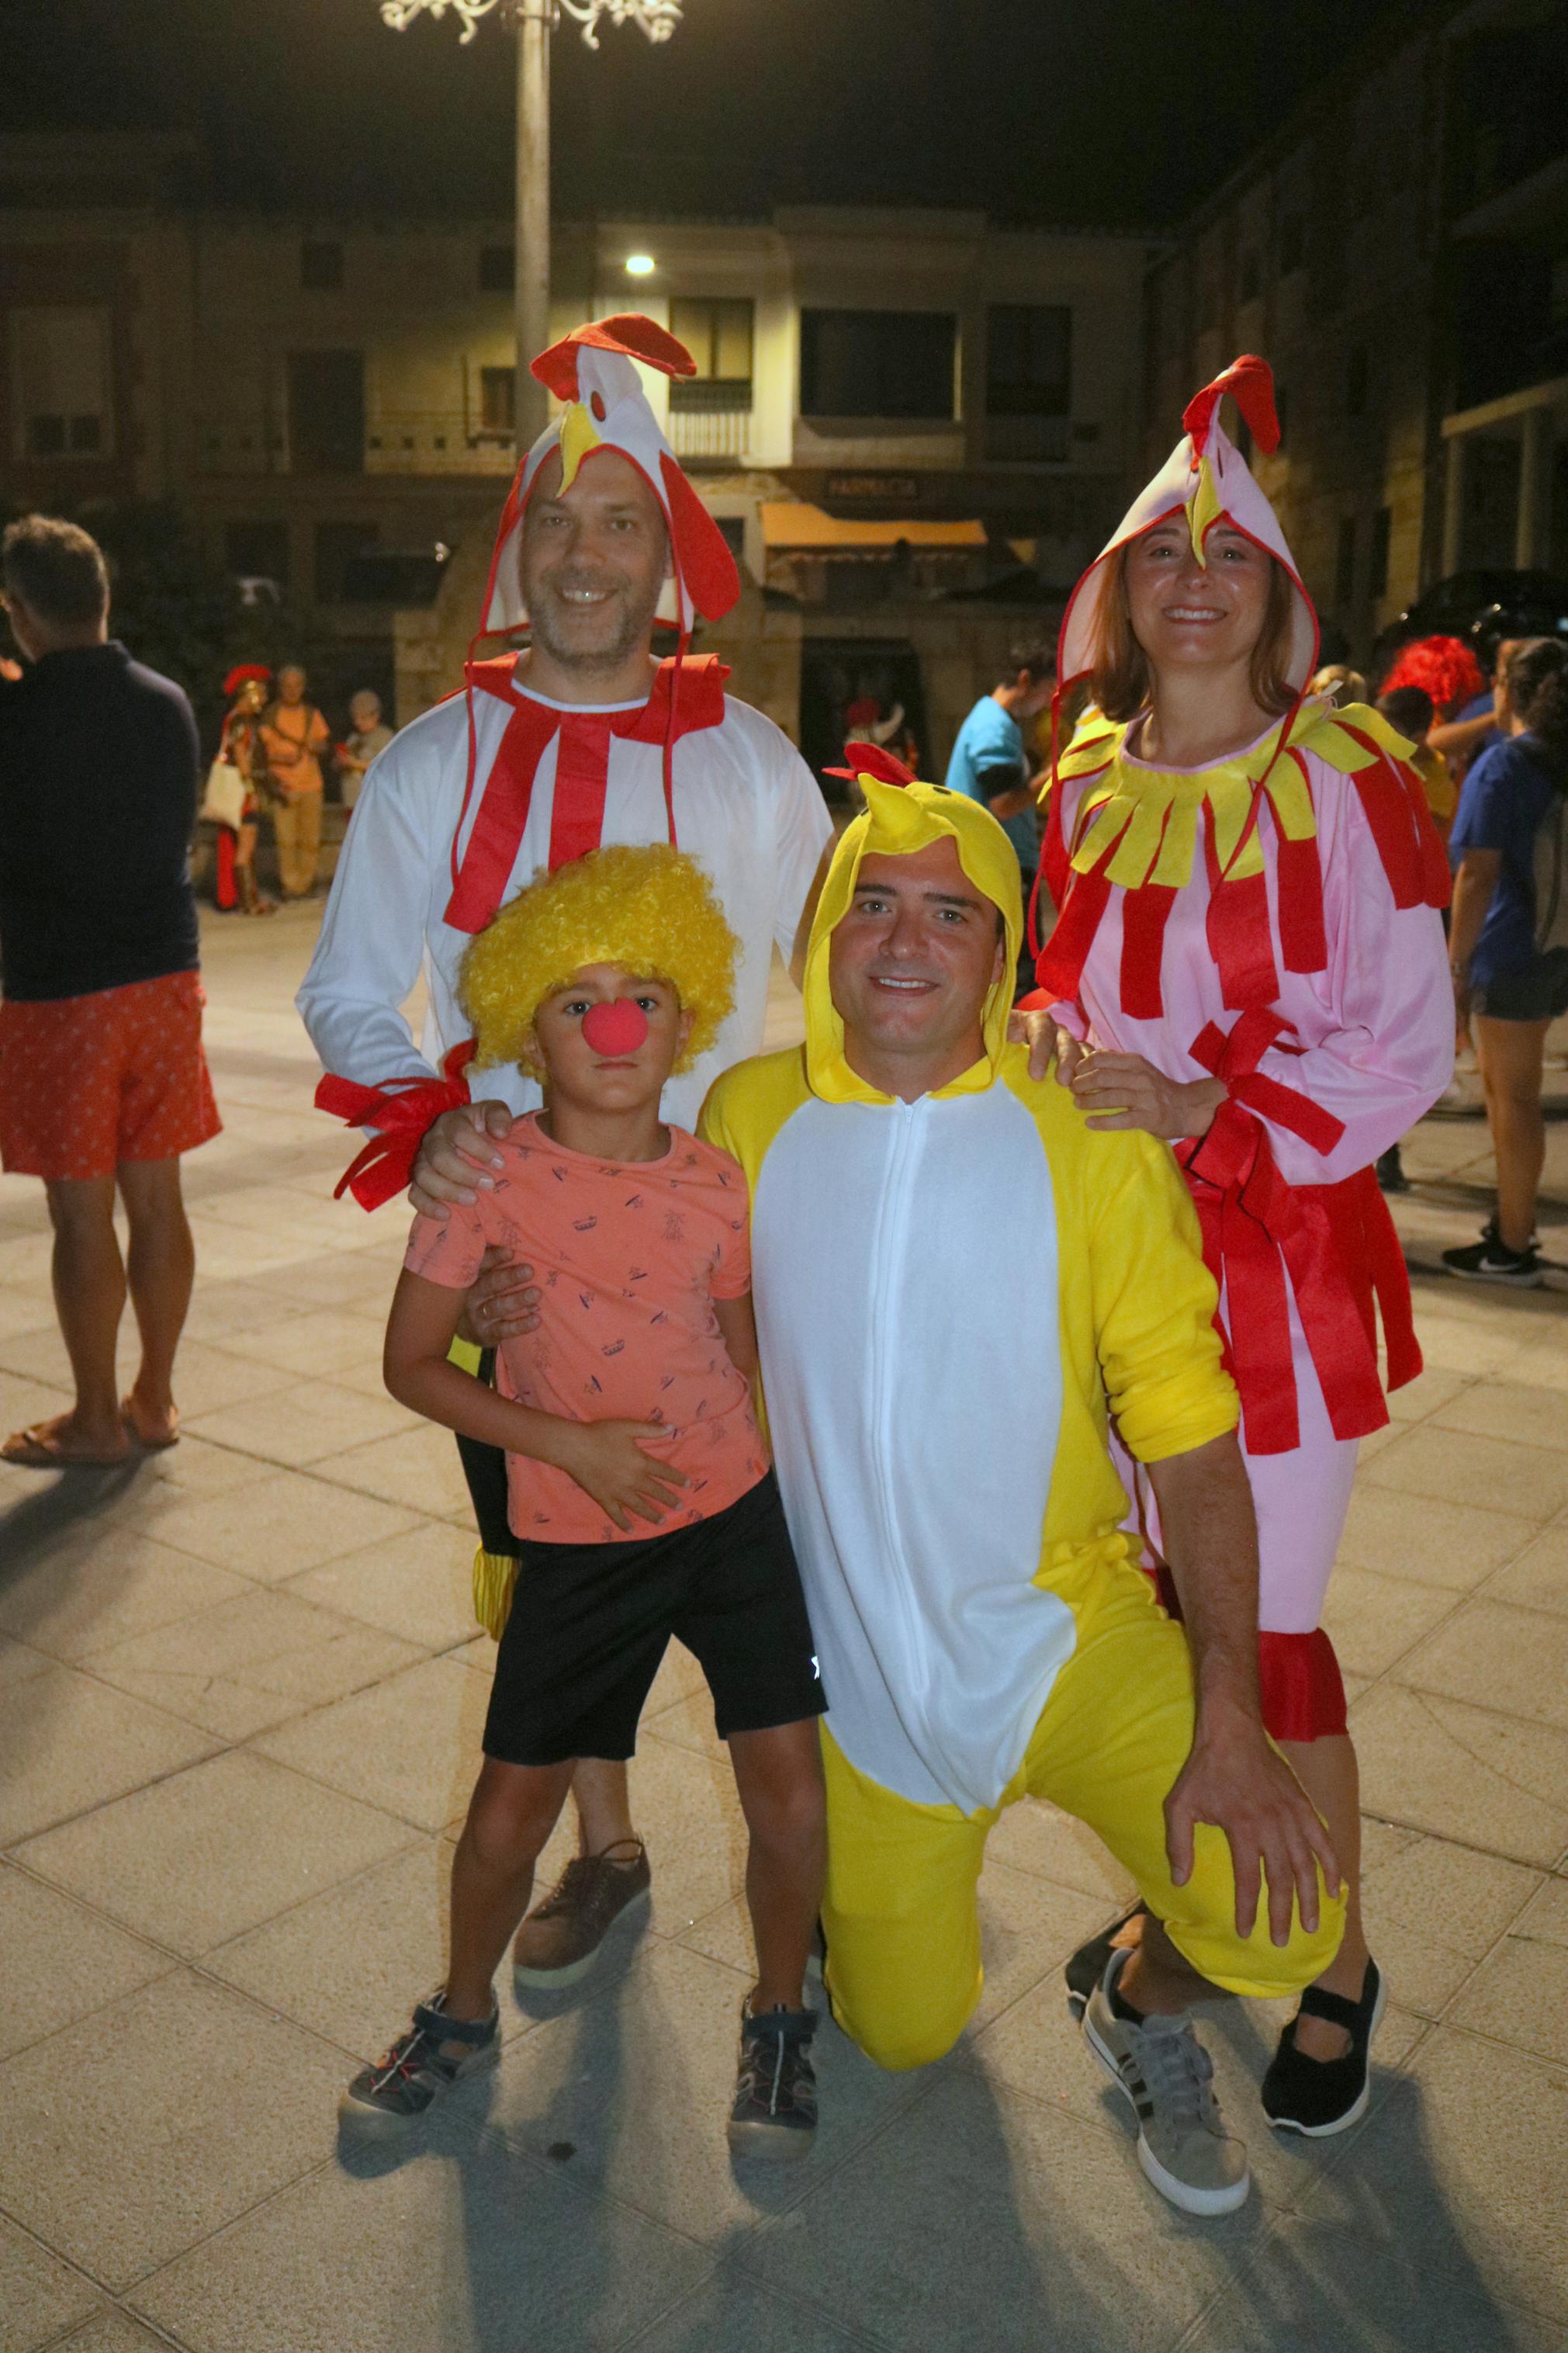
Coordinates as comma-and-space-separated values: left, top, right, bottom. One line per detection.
1087, 535, 1299, 725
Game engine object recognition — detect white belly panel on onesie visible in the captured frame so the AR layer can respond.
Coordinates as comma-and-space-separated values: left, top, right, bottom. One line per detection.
750, 1083, 1070, 1815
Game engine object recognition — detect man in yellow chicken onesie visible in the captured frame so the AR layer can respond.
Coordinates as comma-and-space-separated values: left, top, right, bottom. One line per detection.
700, 765, 1345, 2218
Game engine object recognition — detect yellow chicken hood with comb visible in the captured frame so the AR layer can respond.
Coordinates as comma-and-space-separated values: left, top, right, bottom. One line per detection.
802, 775, 1024, 1104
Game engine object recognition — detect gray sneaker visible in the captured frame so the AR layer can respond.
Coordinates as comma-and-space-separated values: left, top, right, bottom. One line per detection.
339, 1990, 499, 2135
1082, 1949, 1249, 2216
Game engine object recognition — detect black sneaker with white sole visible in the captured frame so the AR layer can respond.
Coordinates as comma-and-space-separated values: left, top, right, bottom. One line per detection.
339, 1989, 499, 2133
1442, 1237, 1545, 1287
728, 2001, 818, 2161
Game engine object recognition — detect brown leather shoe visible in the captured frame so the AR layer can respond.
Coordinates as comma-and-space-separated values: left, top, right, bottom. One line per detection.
513, 1839, 651, 1986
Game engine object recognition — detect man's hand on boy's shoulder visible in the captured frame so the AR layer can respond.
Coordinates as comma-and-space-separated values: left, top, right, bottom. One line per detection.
460, 1246, 542, 1345
410, 1099, 514, 1218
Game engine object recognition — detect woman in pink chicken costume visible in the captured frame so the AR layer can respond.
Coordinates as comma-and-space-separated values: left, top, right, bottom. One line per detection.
1035, 358, 1452, 2136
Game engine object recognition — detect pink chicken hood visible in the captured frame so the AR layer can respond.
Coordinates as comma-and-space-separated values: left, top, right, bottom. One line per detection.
478, 313, 741, 638
1057, 355, 1317, 698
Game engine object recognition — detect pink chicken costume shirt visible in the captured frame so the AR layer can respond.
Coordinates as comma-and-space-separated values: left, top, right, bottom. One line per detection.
1033, 358, 1454, 1740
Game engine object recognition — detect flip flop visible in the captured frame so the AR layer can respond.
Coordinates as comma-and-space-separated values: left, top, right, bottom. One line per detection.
120, 1397, 180, 1450
2, 1423, 132, 1470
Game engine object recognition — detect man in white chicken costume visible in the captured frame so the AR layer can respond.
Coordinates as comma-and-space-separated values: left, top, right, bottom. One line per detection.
299, 314, 833, 1984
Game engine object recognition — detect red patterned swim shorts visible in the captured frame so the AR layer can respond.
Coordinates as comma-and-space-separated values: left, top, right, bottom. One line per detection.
0, 970, 222, 1182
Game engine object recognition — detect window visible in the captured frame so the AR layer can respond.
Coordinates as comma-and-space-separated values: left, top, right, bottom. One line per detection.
287, 350, 365, 473
670, 298, 753, 384
223, 520, 290, 592
799, 310, 956, 421
1347, 345, 1369, 417
9, 306, 114, 461
1335, 514, 1356, 610
984, 305, 1071, 462
314, 520, 380, 602
479, 244, 514, 293
1369, 505, 1391, 600
1279, 215, 1305, 275
301, 241, 344, 291
985, 306, 1071, 418
479, 365, 515, 436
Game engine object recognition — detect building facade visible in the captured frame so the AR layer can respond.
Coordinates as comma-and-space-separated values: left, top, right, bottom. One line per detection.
1140, 0, 1567, 665
1, 137, 1151, 770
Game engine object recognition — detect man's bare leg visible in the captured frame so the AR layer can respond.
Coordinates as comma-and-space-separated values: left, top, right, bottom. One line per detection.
117, 1156, 195, 1444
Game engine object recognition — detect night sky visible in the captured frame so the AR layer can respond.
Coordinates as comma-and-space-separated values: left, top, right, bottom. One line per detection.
8, 0, 1391, 231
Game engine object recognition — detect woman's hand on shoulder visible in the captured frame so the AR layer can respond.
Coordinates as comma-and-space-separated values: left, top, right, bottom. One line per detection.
1069, 1050, 1226, 1140
1007, 1007, 1086, 1086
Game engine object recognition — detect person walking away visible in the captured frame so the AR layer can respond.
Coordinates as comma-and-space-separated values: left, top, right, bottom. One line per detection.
1443, 637, 1568, 1285
214, 665, 276, 915
0, 515, 220, 1465
334, 688, 393, 812
1372, 681, 1456, 1192
945, 639, 1055, 996
261, 662, 331, 896
344, 844, 826, 2155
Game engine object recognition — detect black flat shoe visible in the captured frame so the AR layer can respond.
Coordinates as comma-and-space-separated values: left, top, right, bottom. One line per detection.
1064, 1904, 1147, 2022
1262, 1959, 1385, 2136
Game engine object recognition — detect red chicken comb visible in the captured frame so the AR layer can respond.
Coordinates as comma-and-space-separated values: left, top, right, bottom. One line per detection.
823, 742, 918, 788
1182, 355, 1280, 458
531, 314, 697, 401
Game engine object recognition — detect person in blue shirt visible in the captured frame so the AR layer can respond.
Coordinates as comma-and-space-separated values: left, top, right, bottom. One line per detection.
944, 639, 1055, 995
1444, 638, 1568, 1285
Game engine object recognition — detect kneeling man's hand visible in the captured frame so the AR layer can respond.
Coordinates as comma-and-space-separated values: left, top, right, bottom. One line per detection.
1164, 1702, 1341, 1949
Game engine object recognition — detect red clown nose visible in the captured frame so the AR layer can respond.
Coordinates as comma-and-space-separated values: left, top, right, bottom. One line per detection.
582, 999, 649, 1057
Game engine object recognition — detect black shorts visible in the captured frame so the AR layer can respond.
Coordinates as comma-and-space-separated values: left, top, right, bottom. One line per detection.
1473, 947, 1568, 1022
483, 1471, 826, 1768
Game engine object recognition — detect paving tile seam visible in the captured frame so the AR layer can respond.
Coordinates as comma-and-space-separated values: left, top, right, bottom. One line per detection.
119, 2150, 353, 2307
621, 2258, 895, 2353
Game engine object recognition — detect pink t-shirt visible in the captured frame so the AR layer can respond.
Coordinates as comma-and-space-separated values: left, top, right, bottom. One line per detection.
403, 1113, 767, 1545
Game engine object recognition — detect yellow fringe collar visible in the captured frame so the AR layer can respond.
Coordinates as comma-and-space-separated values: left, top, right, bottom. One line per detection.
1057, 698, 1414, 890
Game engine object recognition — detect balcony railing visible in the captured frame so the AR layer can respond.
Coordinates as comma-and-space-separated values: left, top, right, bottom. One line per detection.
667, 377, 753, 463
983, 414, 1070, 464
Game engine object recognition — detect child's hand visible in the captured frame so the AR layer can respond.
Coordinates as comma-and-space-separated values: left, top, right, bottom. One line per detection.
556, 1420, 689, 1531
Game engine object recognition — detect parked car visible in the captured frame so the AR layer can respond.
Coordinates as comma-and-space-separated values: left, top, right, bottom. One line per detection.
1372, 569, 1568, 682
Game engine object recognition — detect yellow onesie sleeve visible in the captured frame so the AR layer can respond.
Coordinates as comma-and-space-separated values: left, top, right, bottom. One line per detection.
1086, 1130, 1239, 1464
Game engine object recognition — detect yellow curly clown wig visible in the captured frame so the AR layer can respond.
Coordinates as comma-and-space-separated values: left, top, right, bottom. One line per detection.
459, 842, 739, 1078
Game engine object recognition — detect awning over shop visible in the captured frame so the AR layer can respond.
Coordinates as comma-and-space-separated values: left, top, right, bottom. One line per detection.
760, 502, 988, 553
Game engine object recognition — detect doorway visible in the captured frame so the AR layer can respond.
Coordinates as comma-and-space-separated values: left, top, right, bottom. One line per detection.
798, 638, 929, 803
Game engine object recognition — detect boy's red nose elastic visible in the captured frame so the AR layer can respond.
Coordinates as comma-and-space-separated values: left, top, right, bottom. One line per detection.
582, 999, 649, 1056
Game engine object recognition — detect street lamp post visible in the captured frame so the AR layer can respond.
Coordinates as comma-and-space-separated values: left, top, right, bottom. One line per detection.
377, 0, 684, 456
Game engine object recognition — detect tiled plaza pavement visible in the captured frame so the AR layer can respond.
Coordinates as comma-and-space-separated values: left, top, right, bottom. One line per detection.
2, 899, 1566, 2353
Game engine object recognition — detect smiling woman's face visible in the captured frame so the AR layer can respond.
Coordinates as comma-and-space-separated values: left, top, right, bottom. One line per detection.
1125, 518, 1276, 677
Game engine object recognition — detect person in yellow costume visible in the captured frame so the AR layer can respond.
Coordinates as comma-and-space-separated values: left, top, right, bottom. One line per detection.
700, 766, 1344, 2219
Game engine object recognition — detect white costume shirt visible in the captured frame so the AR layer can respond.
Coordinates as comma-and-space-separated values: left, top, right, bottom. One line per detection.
297, 671, 832, 1130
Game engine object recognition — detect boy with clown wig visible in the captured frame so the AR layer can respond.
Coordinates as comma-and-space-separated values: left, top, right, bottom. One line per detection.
342, 843, 829, 2157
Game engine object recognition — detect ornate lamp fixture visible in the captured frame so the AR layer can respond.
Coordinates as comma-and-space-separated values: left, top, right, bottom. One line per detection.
379, 0, 681, 47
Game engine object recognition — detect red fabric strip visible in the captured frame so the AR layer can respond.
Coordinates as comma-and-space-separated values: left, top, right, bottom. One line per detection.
443, 696, 558, 934
1120, 882, 1177, 1018
1035, 866, 1112, 1004
315, 1042, 476, 1211
1337, 727, 1450, 913
1257, 1630, 1348, 1741
1202, 814, 1278, 1009
1273, 757, 1327, 973
548, 714, 612, 870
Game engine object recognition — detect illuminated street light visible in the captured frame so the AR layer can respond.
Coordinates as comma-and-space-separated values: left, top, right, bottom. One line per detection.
376, 0, 686, 449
